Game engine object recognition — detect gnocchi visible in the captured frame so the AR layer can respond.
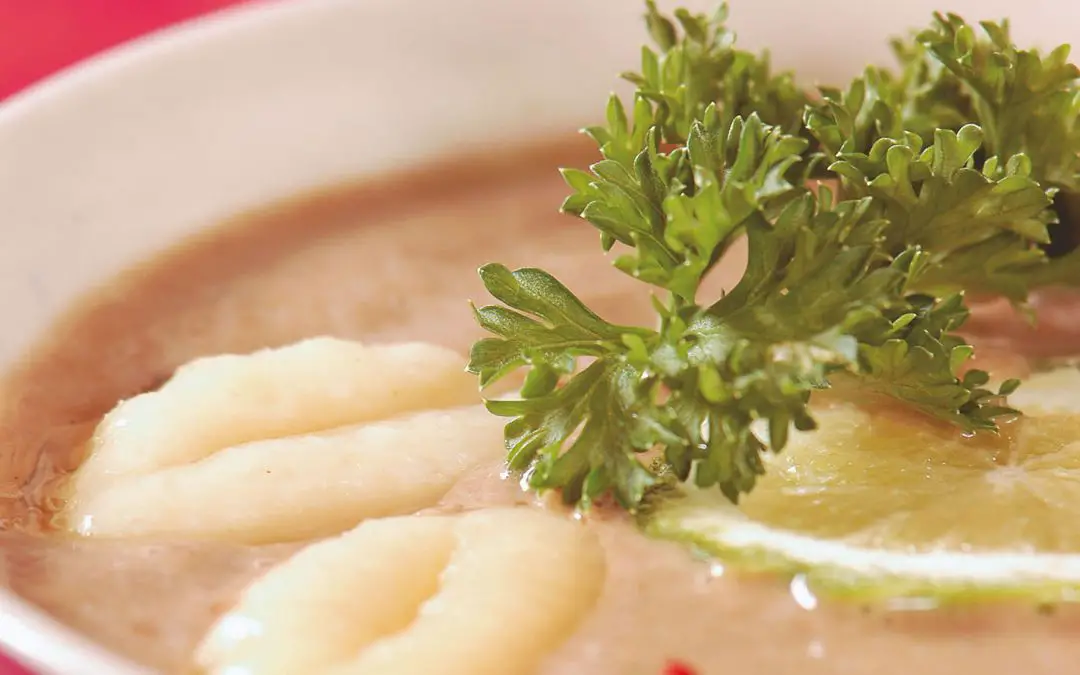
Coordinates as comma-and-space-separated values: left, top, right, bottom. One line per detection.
60, 338, 505, 543
196, 508, 606, 675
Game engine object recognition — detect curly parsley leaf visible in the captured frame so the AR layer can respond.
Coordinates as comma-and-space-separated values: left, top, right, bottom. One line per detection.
879, 14, 1080, 271
617, 1, 810, 146
915, 13, 1080, 189
472, 115, 830, 505
854, 291, 1020, 430
808, 92, 1055, 301
467, 4, 1052, 510
469, 265, 661, 508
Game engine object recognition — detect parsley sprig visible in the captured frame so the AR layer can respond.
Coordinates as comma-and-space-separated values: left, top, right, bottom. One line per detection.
468, 3, 1071, 510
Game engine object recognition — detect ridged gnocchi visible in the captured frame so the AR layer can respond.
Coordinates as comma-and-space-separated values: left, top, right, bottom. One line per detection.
196, 508, 606, 675
59, 338, 505, 543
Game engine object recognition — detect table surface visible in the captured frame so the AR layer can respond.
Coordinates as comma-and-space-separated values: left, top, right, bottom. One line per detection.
0, 1, 249, 673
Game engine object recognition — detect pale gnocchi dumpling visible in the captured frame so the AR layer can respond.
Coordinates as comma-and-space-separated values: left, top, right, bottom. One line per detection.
196, 508, 605, 675
60, 338, 505, 543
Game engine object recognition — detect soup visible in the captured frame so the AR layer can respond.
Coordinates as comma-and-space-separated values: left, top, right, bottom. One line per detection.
0, 135, 1077, 675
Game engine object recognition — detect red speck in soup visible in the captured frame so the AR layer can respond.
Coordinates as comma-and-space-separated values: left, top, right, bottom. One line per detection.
663, 660, 699, 675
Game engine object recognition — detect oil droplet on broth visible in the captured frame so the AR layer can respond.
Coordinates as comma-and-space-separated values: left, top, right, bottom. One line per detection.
519, 466, 536, 492
789, 574, 819, 611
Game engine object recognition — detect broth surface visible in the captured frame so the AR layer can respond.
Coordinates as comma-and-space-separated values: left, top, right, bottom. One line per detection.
0, 138, 1078, 674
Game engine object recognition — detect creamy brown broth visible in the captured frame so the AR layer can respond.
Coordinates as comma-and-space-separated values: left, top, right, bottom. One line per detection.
1, 137, 1079, 674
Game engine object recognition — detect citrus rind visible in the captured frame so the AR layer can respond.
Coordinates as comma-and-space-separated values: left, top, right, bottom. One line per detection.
643, 485, 1080, 605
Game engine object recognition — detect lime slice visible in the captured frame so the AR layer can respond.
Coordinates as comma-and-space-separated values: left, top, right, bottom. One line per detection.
641, 367, 1080, 603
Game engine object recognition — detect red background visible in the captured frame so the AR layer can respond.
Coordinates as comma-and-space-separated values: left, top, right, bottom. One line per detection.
0, 0, 249, 100
0, 1, 250, 672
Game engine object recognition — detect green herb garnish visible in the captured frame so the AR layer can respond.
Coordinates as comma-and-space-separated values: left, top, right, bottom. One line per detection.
467, 3, 1078, 510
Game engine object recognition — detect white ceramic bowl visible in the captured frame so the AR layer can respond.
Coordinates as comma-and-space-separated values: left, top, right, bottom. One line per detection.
1, 0, 1078, 672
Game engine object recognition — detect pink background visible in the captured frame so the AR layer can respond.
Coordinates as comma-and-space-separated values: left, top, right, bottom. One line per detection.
0, 1, 249, 672
0, 0, 248, 100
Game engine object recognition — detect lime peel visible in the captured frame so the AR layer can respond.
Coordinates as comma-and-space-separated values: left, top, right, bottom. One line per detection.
644, 487, 1080, 604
